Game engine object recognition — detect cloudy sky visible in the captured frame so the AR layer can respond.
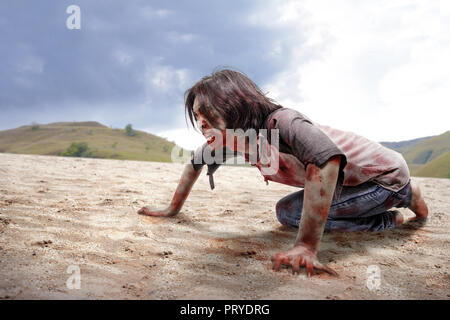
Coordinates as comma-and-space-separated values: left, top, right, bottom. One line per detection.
1, 0, 449, 150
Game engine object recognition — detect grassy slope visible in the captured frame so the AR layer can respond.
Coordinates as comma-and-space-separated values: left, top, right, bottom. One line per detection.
414, 151, 450, 178
401, 131, 450, 165
0, 122, 191, 163
381, 131, 450, 178
1, 122, 448, 177
380, 136, 435, 154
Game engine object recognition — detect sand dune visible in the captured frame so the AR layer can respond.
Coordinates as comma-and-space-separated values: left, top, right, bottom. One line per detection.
0, 153, 449, 299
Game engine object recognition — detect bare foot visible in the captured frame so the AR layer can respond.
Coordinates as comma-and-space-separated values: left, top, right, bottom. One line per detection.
408, 182, 429, 220
394, 210, 405, 225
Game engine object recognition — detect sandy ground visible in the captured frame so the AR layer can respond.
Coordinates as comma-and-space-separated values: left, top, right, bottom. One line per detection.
0, 152, 449, 300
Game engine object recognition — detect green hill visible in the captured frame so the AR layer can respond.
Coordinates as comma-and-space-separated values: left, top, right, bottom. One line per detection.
0, 121, 191, 163
414, 151, 450, 178
1, 122, 448, 177
401, 131, 450, 165
381, 131, 450, 179
380, 136, 434, 154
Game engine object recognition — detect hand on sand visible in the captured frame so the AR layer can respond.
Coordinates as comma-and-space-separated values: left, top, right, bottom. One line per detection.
137, 206, 176, 217
271, 245, 338, 277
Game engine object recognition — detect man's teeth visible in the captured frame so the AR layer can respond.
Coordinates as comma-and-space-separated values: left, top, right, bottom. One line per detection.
207, 136, 215, 143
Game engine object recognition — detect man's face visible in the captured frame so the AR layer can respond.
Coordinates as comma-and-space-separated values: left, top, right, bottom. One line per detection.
193, 98, 227, 149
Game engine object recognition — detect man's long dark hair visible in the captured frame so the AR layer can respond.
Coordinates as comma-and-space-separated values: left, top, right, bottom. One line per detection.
185, 68, 283, 132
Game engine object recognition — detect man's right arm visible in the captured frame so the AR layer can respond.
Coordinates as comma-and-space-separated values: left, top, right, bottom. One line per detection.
138, 162, 203, 217
167, 162, 203, 215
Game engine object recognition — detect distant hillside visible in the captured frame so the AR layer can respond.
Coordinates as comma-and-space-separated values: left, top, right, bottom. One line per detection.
0, 122, 191, 163
1, 122, 448, 178
414, 151, 450, 178
401, 131, 450, 165
380, 136, 434, 154
381, 131, 450, 179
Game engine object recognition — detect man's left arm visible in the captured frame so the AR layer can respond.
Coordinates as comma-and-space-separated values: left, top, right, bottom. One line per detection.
271, 155, 341, 276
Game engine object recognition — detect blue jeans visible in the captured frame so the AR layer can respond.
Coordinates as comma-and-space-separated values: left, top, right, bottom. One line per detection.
275, 180, 412, 232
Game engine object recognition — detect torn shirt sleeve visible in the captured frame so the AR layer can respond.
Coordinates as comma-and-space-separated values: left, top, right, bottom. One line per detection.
276, 111, 347, 200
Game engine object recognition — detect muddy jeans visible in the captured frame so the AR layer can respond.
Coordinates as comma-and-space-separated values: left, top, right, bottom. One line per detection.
275, 180, 412, 232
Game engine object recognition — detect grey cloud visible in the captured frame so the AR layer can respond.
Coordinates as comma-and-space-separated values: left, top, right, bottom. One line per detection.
0, 0, 308, 132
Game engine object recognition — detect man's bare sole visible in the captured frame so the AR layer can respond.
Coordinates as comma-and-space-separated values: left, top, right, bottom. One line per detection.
396, 182, 429, 225
408, 182, 429, 218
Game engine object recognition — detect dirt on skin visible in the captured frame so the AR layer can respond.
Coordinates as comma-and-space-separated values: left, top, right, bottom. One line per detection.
0, 153, 449, 300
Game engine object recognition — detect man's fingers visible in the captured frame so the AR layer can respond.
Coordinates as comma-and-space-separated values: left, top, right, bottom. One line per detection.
271, 250, 336, 278
292, 257, 301, 274
137, 207, 146, 215
272, 254, 292, 272
314, 262, 339, 277
320, 265, 339, 277
138, 207, 151, 215
306, 261, 314, 277
271, 255, 282, 271
272, 259, 282, 271
138, 207, 163, 216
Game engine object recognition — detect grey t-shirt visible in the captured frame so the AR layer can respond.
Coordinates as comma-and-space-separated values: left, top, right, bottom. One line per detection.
190, 107, 347, 194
